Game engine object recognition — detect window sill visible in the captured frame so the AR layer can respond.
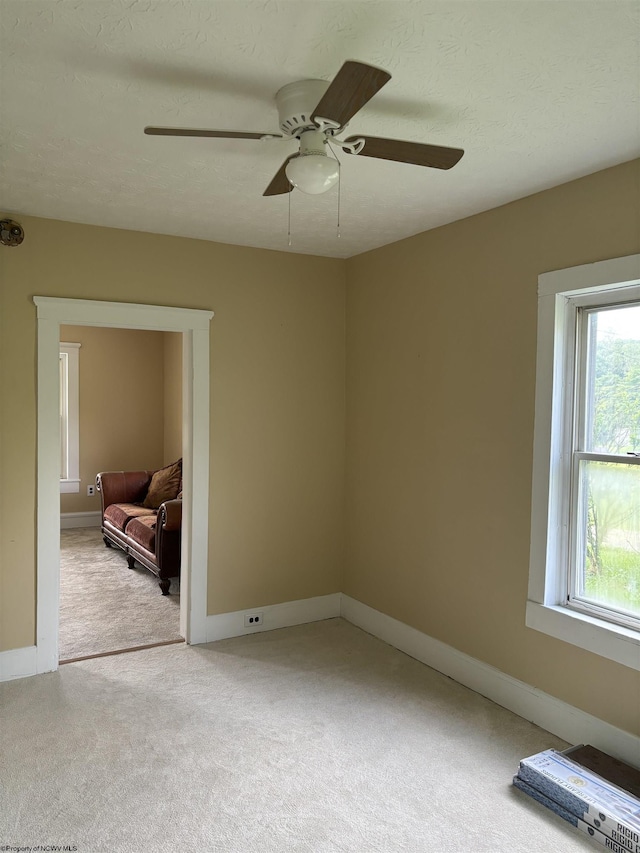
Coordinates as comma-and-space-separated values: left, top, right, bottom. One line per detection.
60, 479, 80, 494
526, 600, 640, 671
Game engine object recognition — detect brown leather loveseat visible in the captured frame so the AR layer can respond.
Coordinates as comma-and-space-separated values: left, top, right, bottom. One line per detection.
96, 460, 182, 595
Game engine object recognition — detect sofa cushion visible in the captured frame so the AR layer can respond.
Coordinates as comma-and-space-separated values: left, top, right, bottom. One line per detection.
104, 502, 156, 533
143, 459, 182, 509
126, 514, 157, 554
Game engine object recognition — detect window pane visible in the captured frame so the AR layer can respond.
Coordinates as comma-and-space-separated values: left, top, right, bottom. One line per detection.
585, 303, 640, 454
577, 460, 640, 618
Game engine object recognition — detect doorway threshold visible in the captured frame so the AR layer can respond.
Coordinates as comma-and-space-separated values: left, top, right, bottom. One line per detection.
59, 637, 185, 665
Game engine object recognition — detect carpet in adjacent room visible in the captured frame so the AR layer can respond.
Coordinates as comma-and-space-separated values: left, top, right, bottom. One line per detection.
59, 526, 181, 661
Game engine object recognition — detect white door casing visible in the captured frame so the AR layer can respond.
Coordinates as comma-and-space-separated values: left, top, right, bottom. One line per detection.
34, 297, 213, 672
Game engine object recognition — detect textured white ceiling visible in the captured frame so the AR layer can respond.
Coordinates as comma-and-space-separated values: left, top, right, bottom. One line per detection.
1, 0, 639, 258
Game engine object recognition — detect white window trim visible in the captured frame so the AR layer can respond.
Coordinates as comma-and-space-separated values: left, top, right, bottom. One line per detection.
527, 253, 640, 671
59, 342, 80, 493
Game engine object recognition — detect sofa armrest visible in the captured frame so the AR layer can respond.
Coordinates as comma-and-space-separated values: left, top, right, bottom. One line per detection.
158, 499, 182, 532
156, 499, 182, 579
96, 470, 154, 512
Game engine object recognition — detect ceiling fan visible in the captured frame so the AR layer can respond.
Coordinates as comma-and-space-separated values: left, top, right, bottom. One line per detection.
144, 60, 464, 197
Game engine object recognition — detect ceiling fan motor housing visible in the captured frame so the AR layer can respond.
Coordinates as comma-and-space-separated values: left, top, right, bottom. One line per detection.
275, 79, 333, 137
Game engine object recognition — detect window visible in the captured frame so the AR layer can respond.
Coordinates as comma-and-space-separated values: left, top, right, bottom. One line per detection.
59, 342, 80, 493
528, 254, 640, 670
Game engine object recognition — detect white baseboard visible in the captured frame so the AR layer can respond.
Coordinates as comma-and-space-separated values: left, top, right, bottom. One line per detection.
204, 592, 341, 643
0, 645, 37, 682
60, 511, 101, 529
340, 594, 640, 769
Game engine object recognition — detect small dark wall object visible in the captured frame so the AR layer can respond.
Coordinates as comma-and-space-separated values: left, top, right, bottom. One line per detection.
0, 219, 24, 247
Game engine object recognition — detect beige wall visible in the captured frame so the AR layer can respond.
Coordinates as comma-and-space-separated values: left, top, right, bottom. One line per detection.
59, 325, 166, 515
163, 332, 183, 465
345, 159, 640, 736
1, 160, 638, 739
0, 220, 346, 650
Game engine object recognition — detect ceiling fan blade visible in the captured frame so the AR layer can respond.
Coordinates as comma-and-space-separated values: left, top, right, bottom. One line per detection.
263, 156, 296, 196
144, 127, 281, 139
342, 135, 464, 170
311, 61, 391, 128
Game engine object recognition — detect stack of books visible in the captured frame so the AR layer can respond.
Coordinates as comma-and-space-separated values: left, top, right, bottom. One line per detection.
513, 745, 640, 852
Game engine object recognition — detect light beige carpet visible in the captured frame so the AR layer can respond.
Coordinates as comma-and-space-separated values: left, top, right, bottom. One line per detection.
59, 527, 181, 661
1, 619, 592, 852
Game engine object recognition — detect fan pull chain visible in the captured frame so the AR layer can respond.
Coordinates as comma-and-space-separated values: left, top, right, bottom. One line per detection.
337, 169, 341, 240
288, 187, 292, 246
328, 140, 341, 240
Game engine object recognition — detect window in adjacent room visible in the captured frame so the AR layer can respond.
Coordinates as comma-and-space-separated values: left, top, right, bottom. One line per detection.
59, 342, 80, 493
527, 255, 640, 670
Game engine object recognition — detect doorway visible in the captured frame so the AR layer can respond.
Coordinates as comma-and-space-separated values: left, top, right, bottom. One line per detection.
34, 297, 213, 674
58, 325, 183, 661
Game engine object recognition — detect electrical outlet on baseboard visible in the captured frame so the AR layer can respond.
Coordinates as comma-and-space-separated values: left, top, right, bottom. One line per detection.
87, 485, 95, 497
244, 612, 263, 628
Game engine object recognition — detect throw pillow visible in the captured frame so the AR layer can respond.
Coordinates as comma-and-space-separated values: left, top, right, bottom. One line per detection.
142, 459, 182, 509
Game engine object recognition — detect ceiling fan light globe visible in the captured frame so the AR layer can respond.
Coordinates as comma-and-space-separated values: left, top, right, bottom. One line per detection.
285, 153, 340, 195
